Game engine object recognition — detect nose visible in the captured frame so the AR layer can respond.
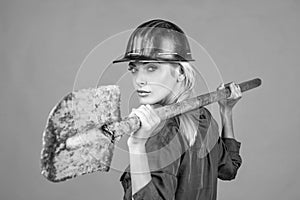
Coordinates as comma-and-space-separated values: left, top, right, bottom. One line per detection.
135, 70, 147, 86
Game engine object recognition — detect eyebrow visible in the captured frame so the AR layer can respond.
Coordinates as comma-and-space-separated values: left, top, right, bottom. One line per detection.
128, 62, 156, 70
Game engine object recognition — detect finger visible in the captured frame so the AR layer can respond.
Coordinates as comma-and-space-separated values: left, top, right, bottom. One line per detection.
143, 104, 158, 125
217, 83, 225, 91
229, 82, 242, 99
145, 105, 163, 135
130, 106, 146, 119
134, 105, 150, 116
145, 104, 160, 124
133, 108, 149, 127
141, 105, 158, 125
129, 107, 147, 119
139, 105, 151, 118
129, 109, 145, 128
236, 84, 242, 98
236, 84, 241, 92
229, 83, 236, 99
128, 109, 141, 136
233, 83, 242, 98
129, 108, 137, 118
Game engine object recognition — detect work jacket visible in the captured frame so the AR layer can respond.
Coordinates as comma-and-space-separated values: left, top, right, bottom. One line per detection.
120, 107, 242, 200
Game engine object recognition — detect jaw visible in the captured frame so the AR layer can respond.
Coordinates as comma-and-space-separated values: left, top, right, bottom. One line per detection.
138, 96, 158, 105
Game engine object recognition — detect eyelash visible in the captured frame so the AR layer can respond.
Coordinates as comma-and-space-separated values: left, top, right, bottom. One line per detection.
147, 66, 156, 72
129, 68, 137, 73
128, 66, 157, 73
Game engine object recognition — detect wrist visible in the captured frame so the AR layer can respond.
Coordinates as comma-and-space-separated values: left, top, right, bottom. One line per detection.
220, 109, 233, 127
220, 107, 233, 116
128, 145, 147, 154
128, 139, 147, 153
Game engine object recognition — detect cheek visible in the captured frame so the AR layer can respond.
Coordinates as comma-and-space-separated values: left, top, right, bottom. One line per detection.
131, 74, 140, 88
169, 67, 177, 78
151, 77, 172, 90
153, 68, 176, 86
151, 79, 177, 95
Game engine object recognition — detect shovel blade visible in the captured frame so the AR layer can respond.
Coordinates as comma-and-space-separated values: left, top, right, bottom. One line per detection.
41, 85, 121, 182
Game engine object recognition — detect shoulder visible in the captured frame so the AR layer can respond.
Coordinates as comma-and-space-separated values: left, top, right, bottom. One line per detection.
185, 107, 216, 128
189, 107, 220, 151
196, 107, 213, 120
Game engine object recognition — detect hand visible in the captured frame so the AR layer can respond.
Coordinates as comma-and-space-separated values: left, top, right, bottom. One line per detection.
127, 104, 161, 148
217, 82, 242, 113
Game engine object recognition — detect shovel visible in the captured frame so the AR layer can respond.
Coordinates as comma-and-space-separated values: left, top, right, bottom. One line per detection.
41, 78, 261, 182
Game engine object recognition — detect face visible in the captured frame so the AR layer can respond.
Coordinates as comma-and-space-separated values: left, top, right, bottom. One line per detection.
128, 62, 181, 105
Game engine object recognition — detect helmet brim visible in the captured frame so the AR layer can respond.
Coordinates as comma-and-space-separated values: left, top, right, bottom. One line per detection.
112, 57, 195, 64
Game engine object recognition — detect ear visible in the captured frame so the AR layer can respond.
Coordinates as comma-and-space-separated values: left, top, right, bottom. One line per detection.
174, 64, 185, 82
177, 74, 185, 82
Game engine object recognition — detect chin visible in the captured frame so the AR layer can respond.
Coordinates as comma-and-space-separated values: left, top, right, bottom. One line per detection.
138, 99, 155, 105
138, 97, 160, 105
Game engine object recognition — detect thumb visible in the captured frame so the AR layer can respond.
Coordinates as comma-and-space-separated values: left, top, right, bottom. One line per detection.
129, 108, 137, 118
217, 83, 225, 91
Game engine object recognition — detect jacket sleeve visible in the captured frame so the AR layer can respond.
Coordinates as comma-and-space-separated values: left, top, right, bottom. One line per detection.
120, 170, 178, 200
218, 137, 242, 180
120, 117, 184, 200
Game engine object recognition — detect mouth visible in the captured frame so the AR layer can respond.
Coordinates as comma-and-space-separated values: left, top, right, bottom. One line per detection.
137, 90, 151, 97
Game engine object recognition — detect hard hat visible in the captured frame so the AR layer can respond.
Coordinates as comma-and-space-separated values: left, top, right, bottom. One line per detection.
113, 19, 194, 63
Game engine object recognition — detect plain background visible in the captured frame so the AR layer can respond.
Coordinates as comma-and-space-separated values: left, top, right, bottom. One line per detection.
1, 0, 299, 199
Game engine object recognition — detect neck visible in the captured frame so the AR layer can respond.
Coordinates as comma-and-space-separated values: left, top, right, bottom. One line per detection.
160, 82, 184, 105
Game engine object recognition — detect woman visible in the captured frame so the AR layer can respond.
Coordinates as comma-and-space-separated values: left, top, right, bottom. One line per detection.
113, 19, 242, 200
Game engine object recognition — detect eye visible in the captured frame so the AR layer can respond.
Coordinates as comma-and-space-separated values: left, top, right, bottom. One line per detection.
128, 67, 137, 73
147, 65, 157, 72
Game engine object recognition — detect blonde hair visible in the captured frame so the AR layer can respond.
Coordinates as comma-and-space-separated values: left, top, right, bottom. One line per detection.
160, 62, 198, 147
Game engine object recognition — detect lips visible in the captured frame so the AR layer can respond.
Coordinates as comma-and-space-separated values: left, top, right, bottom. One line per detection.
137, 90, 150, 93
137, 90, 151, 97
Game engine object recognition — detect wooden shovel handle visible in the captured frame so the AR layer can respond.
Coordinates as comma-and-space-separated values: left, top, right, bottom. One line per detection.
103, 78, 262, 140
155, 78, 262, 120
